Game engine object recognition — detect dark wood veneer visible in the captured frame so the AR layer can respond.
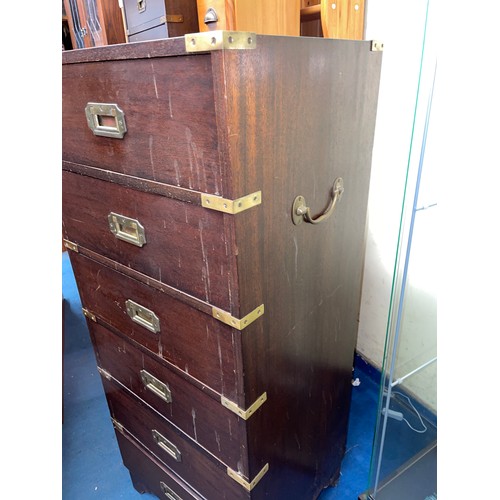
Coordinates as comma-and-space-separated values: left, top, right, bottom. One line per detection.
70, 251, 243, 402
62, 53, 223, 194
210, 35, 382, 497
62, 33, 382, 500
102, 376, 248, 499
63, 170, 234, 310
115, 426, 203, 499
91, 321, 248, 474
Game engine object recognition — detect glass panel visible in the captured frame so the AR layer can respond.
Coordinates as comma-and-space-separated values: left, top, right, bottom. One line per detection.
362, 1, 437, 498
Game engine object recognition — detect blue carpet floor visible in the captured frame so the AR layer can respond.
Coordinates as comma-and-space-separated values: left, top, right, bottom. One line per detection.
62, 251, 434, 499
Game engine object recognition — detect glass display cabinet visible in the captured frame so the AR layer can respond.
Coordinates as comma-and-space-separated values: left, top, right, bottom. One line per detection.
360, 3, 437, 498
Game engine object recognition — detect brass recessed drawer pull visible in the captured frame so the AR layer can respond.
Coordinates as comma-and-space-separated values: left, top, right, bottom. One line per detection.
126, 299, 160, 333
140, 369, 172, 403
108, 212, 147, 247
152, 429, 182, 462
85, 103, 127, 139
292, 177, 344, 225
160, 481, 182, 500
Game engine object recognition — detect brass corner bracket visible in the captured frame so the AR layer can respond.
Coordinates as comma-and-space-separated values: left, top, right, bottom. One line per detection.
227, 463, 269, 491
97, 366, 112, 381
185, 31, 256, 53
82, 308, 97, 322
201, 191, 262, 215
221, 392, 267, 420
111, 418, 124, 434
212, 304, 264, 330
63, 239, 79, 252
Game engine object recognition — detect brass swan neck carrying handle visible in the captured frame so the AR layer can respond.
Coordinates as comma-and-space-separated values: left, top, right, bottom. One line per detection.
292, 177, 344, 225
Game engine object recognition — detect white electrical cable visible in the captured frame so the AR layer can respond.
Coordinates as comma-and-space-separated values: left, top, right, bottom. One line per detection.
393, 391, 428, 434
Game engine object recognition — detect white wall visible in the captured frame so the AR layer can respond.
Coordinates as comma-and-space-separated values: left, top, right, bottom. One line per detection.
356, 1, 437, 410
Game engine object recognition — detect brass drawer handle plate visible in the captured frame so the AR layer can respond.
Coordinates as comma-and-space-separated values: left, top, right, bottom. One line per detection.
108, 212, 147, 247
227, 463, 269, 492
292, 177, 344, 225
152, 429, 182, 462
85, 103, 127, 139
126, 299, 160, 333
160, 481, 182, 500
140, 369, 172, 403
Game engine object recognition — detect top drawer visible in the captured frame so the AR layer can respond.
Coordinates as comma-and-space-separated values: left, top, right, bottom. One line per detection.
62, 53, 224, 195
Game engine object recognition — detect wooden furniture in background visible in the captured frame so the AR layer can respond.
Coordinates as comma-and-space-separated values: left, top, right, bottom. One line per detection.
63, 0, 126, 49
300, 0, 365, 39
164, 0, 199, 36
62, 34, 382, 498
121, 0, 199, 42
62, 0, 365, 50
196, 0, 300, 35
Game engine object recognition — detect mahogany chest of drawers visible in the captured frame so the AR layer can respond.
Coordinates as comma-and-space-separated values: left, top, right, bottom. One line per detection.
62, 32, 382, 499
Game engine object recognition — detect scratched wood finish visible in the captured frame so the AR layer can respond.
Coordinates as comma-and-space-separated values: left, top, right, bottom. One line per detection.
116, 429, 203, 499
62, 52, 224, 195
70, 251, 243, 402
62, 35, 382, 500
102, 376, 248, 499
62, 171, 235, 311
209, 36, 383, 497
91, 321, 248, 474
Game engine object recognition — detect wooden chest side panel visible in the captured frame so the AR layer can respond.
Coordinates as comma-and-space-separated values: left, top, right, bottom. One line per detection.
91, 321, 249, 474
62, 53, 224, 195
213, 36, 383, 496
69, 251, 243, 401
62, 171, 234, 310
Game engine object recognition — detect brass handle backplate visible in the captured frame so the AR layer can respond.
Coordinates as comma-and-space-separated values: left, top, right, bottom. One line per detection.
126, 300, 160, 333
292, 177, 344, 225
152, 429, 182, 462
140, 369, 171, 402
160, 481, 182, 500
108, 212, 146, 247
85, 103, 127, 139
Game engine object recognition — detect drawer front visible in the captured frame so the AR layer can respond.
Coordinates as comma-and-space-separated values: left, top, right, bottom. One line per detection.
62, 53, 223, 195
91, 321, 247, 473
62, 171, 233, 310
115, 425, 203, 500
103, 376, 248, 500
71, 252, 241, 399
